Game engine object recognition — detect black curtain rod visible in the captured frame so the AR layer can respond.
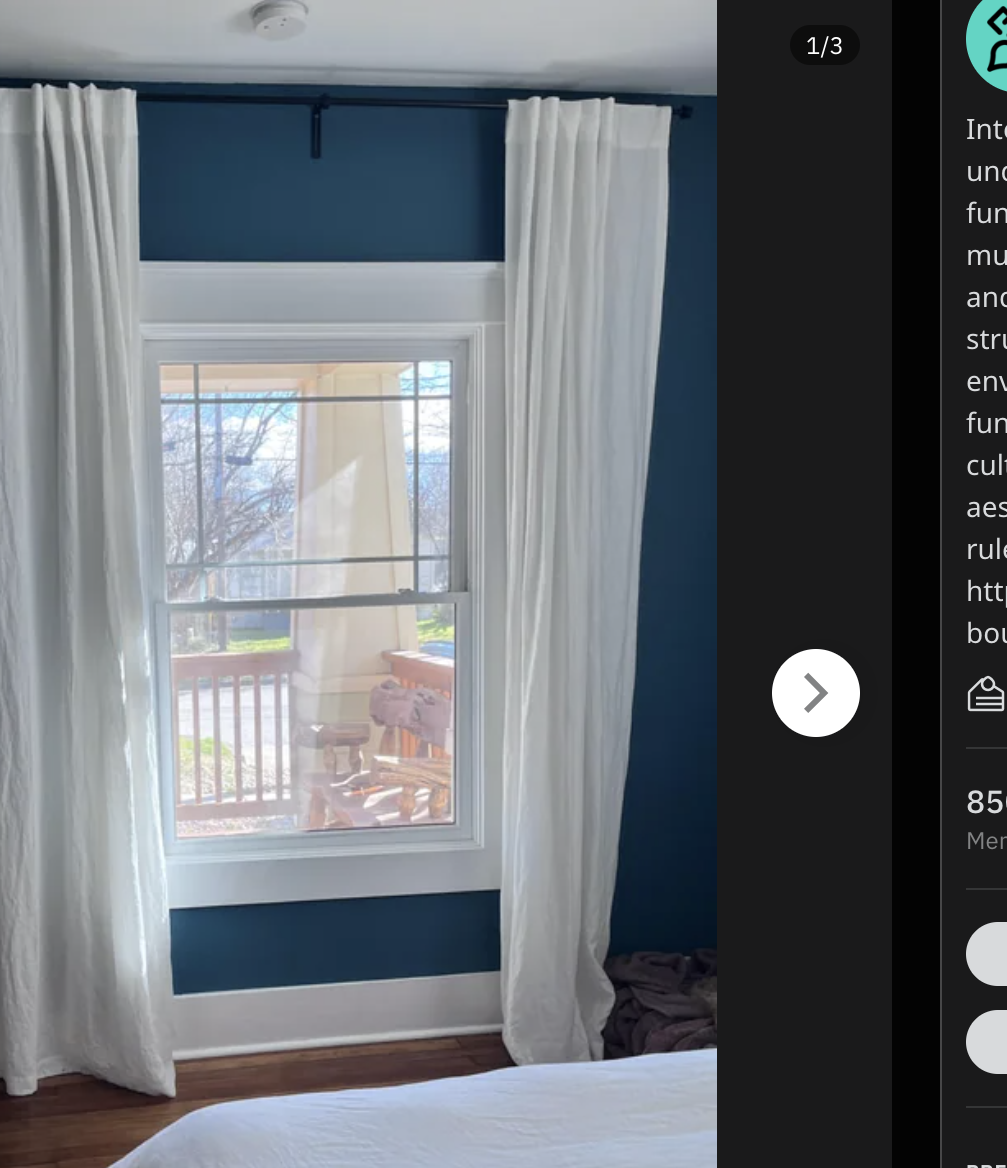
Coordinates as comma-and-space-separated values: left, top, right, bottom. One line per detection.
135, 91, 693, 159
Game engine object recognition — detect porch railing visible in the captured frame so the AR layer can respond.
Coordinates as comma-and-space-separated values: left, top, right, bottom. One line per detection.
171, 650, 299, 822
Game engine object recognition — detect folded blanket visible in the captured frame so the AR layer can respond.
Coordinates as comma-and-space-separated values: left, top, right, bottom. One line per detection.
369, 680, 418, 729
603, 949, 718, 1058
370, 681, 452, 747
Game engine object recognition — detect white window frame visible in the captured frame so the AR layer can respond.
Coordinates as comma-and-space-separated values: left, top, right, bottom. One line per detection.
140, 263, 505, 909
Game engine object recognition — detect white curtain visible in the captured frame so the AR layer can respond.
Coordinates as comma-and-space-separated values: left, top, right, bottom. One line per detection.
501, 97, 670, 1065
0, 85, 175, 1097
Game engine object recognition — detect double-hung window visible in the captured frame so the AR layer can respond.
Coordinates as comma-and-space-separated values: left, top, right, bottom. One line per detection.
142, 264, 504, 908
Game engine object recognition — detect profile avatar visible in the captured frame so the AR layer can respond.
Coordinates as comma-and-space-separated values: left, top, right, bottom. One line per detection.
968, 1, 1007, 86
988, 7, 1007, 69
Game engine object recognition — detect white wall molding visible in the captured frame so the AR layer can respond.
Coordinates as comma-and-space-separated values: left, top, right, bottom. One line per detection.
173, 971, 502, 1061
141, 262, 505, 329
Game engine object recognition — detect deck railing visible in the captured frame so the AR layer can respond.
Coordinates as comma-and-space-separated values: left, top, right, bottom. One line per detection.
171, 650, 299, 822
170, 647, 453, 826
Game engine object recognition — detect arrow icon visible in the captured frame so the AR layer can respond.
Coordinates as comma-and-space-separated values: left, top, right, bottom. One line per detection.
804, 673, 828, 712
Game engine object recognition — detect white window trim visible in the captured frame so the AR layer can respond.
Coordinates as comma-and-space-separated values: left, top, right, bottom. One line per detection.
140, 262, 505, 909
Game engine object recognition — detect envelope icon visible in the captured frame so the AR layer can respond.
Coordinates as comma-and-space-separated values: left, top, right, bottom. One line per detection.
969, 676, 1005, 712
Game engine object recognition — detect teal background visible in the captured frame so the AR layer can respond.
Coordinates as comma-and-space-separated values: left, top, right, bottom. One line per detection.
4, 80, 718, 994
967, 0, 1007, 88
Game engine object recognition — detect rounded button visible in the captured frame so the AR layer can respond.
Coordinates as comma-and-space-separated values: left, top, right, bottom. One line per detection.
967, 923, 1007, 985
771, 649, 860, 737
967, 1011, 1007, 1073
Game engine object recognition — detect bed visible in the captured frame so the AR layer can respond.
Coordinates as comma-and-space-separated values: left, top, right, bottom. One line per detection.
112, 1048, 717, 1168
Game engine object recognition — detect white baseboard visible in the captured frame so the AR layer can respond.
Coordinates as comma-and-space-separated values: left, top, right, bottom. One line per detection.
173, 971, 503, 1060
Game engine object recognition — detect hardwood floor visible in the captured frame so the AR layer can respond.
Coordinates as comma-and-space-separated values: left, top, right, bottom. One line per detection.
0, 1033, 512, 1168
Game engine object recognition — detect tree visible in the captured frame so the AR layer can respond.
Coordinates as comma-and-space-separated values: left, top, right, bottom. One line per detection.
161, 398, 297, 610
162, 365, 455, 649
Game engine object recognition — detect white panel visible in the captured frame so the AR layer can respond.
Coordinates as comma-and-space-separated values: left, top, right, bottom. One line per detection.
167, 841, 500, 908
141, 263, 505, 329
173, 971, 502, 1059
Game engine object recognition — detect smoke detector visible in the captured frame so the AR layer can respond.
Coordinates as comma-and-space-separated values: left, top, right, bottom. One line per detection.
251, 1, 309, 40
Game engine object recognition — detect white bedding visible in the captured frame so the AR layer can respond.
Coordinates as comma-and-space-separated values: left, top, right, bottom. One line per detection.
112, 1049, 716, 1168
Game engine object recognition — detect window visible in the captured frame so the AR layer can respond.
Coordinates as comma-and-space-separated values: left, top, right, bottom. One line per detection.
142, 263, 504, 907
159, 359, 461, 842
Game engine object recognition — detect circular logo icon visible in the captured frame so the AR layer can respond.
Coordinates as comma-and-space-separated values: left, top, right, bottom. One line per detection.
968, 1, 1007, 89
771, 649, 860, 738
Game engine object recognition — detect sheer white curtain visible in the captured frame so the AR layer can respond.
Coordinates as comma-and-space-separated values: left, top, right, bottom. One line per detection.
501, 97, 670, 1065
0, 85, 175, 1097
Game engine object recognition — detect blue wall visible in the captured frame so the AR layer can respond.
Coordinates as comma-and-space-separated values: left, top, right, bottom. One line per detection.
170, 892, 502, 994
133, 83, 713, 990
610, 97, 718, 956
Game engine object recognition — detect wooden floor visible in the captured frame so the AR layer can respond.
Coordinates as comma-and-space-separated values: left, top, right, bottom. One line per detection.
0, 1033, 512, 1168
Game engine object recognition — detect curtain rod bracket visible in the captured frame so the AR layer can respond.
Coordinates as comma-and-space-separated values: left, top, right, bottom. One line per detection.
310, 95, 332, 160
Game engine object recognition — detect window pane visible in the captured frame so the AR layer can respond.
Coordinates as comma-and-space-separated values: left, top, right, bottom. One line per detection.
417, 399, 452, 564
417, 558, 451, 594
159, 362, 455, 599
160, 364, 196, 399
199, 398, 298, 574
168, 605, 455, 840
295, 397, 418, 565
166, 568, 204, 603
161, 401, 200, 580
417, 360, 452, 396
195, 363, 310, 398
416, 600, 455, 658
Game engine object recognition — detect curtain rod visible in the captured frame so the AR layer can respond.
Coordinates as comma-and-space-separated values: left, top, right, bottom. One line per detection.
135, 91, 693, 159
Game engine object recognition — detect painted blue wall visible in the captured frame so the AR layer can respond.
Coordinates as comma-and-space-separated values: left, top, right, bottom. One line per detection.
24, 81, 714, 990
170, 892, 502, 994
141, 84, 718, 991
609, 97, 717, 956
139, 90, 507, 262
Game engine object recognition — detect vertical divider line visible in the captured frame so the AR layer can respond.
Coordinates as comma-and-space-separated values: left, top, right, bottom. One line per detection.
172, 670, 182, 811
288, 676, 298, 817
254, 676, 264, 802
274, 672, 284, 802
233, 673, 243, 801
447, 358, 454, 590
192, 676, 202, 804
212, 677, 223, 803
413, 362, 421, 591
192, 363, 206, 600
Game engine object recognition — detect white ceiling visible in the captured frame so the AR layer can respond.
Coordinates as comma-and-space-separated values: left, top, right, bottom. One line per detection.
0, 0, 716, 94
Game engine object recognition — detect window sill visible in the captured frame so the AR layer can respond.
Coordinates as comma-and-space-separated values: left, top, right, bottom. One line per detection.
166, 835, 501, 909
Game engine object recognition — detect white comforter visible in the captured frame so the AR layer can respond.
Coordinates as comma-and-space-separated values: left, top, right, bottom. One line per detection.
113, 1049, 717, 1168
